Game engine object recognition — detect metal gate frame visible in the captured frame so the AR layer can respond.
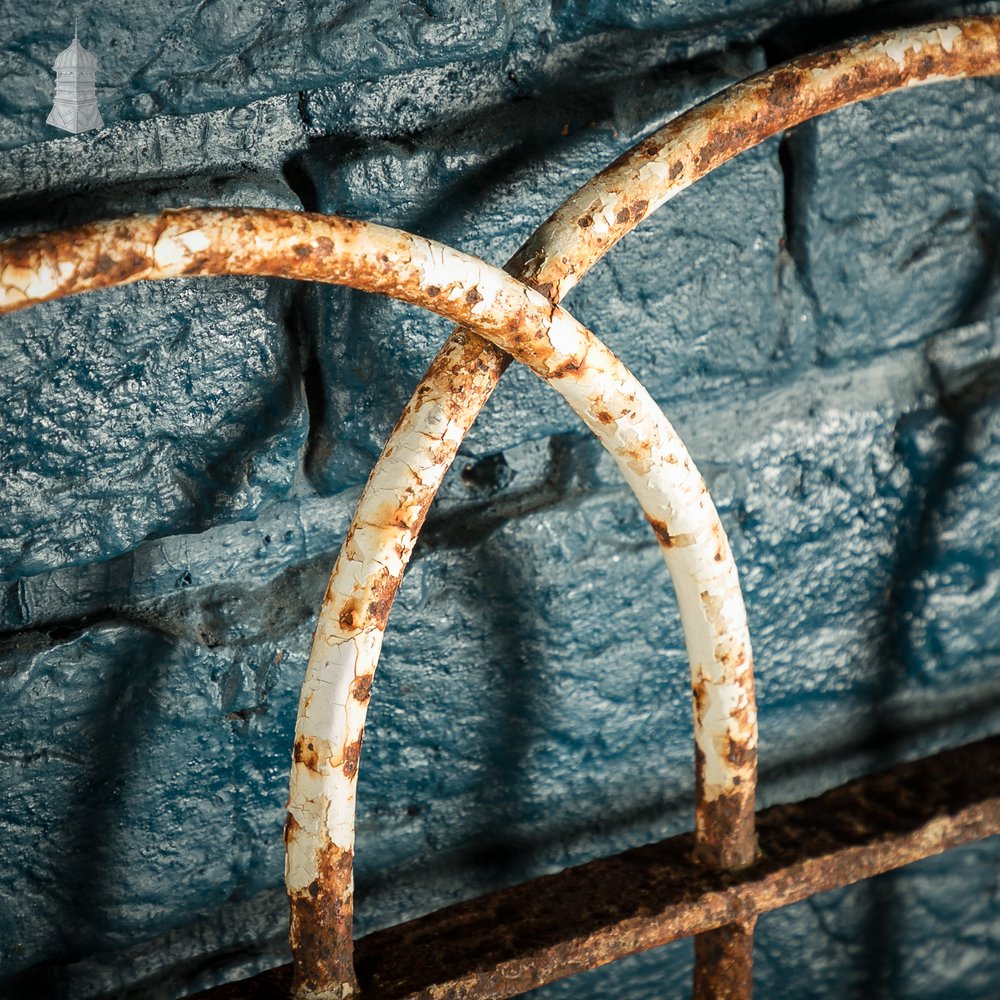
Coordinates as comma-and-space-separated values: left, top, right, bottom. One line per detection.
2, 16, 999, 1000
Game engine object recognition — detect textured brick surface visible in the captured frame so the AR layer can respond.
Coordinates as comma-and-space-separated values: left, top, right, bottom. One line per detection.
1, 2, 999, 998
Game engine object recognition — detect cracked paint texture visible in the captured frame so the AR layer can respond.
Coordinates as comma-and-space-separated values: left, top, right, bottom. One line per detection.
2, 2, 1000, 998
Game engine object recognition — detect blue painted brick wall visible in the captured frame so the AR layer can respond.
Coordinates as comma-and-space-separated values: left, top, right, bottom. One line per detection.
1, 2, 998, 997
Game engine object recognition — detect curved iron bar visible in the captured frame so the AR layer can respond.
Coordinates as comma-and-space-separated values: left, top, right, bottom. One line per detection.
0, 207, 753, 998
281, 15, 1000, 998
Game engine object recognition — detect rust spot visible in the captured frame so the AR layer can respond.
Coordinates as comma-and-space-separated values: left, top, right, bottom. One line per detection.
766, 66, 807, 109
282, 811, 303, 847
646, 516, 697, 549
426, 285, 441, 297
505, 305, 528, 334
549, 356, 583, 379
342, 735, 363, 779
350, 674, 372, 704
293, 243, 312, 258
339, 598, 361, 631
629, 198, 649, 219
594, 409, 614, 425
578, 215, 594, 228
82, 247, 149, 285
692, 683, 707, 721
647, 517, 674, 547
365, 564, 404, 629
182, 250, 227, 276
293, 736, 322, 772
465, 286, 483, 306
726, 737, 756, 769
670, 161, 684, 179
615, 208, 630, 225
532, 280, 557, 303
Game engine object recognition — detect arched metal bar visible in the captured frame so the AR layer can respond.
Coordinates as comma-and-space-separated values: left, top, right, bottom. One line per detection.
292, 17, 1000, 1000
280, 15, 1000, 998
0, 207, 754, 999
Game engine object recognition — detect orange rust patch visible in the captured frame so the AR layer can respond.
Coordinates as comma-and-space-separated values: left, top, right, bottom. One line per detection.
350, 674, 373, 704
289, 844, 358, 997
339, 598, 361, 631
342, 735, 363, 779
181, 248, 229, 276
549, 356, 583, 379
366, 565, 402, 629
80, 247, 149, 286
293, 736, 322, 772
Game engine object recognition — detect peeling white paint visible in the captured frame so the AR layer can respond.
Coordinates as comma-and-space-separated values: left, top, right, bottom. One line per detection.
176, 228, 210, 253
936, 24, 963, 52
23, 261, 60, 300
152, 234, 187, 270
876, 24, 963, 68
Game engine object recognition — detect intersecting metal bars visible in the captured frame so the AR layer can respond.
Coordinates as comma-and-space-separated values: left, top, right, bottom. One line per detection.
0, 204, 755, 1000
193, 736, 1000, 999
1, 14, 999, 1000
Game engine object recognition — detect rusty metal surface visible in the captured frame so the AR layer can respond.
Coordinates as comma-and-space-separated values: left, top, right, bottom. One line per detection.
288, 21, 1000, 987
0, 208, 580, 337
278, 17, 1000, 996
694, 924, 755, 1000
191, 736, 1000, 1000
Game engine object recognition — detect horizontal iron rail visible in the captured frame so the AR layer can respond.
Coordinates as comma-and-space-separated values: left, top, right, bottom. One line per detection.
195, 735, 999, 999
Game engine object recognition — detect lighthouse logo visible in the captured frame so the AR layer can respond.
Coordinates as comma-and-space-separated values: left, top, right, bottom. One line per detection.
47, 22, 104, 135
